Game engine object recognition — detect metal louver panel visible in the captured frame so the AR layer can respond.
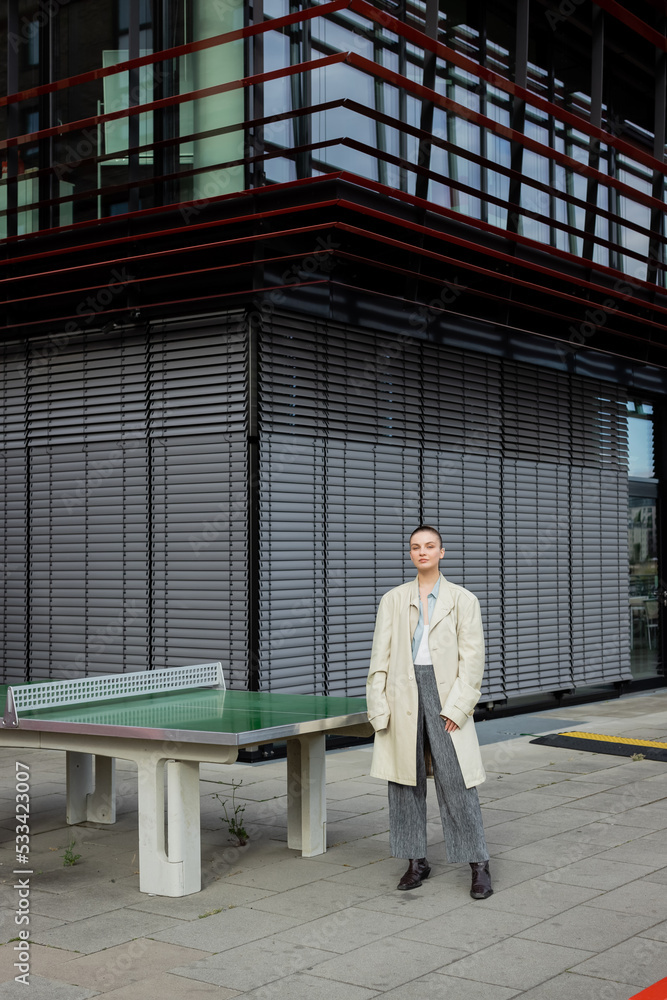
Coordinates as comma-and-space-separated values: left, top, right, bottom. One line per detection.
423, 449, 504, 701
1, 317, 248, 685
0, 340, 28, 684
258, 313, 631, 699
258, 433, 420, 695
147, 325, 248, 686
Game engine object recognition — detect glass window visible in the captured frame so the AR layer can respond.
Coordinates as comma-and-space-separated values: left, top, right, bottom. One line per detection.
26, 19, 40, 67
626, 402, 655, 479
628, 495, 659, 677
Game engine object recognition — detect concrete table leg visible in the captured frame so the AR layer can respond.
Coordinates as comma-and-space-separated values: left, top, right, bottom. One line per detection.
137, 756, 202, 896
66, 752, 116, 824
286, 733, 326, 857
167, 759, 201, 896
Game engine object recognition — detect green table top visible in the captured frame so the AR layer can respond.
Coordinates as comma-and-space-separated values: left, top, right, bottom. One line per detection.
0, 684, 370, 746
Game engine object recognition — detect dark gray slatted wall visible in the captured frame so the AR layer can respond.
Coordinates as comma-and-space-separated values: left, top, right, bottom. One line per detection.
258, 434, 328, 692
258, 313, 631, 699
325, 441, 421, 696
0, 341, 28, 684
0, 318, 248, 685
26, 334, 151, 680
422, 349, 504, 699
569, 386, 630, 686
501, 365, 576, 696
147, 326, 248, 678
258, 314, 422, 694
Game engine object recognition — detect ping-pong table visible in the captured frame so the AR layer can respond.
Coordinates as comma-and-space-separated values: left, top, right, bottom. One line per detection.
0, 663, 372, 897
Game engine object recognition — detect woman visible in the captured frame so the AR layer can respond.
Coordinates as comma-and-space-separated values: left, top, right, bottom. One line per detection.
366, 525, 492, 898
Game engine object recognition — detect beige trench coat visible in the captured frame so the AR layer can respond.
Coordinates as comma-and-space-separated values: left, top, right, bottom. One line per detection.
366, 574, 486, 789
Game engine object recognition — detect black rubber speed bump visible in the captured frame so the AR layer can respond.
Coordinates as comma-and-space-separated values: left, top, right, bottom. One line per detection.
530, 731, 667, 762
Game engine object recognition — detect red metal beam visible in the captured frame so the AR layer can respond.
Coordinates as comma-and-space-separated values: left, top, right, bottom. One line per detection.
0, 281, 329, 334
0, 0, 350, 108
334, 173, 667, 302
327, 279, 665, 367
590, 0, 667, 51
0, 53, 348, 152
351, 0, 667, 177
333, 219, 667, 335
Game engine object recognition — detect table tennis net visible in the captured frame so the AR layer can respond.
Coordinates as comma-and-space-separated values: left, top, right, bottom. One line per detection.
4, 662, 225, 724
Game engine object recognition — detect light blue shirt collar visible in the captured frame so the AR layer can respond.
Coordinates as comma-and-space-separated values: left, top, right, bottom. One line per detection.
411, 575, 441, 661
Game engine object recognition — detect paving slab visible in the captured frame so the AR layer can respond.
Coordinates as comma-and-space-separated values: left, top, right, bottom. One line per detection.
129, 881, 276, 918
0, 942, 77, 982
381, 971, 521, 998
517, 902, 661, 951
593, 837, 667, 868
305, 937, 468, 991
355, 881, 474, 920
540, 856, 655, 889
481, 818, 561, 846
325, 812, 392, 843
481, 805, 528, 824
440, 936, 593, 990
585, 879, 667, 919
529, 805, 611, 832
488, 832, 605, 866
277, 904, 422, 953
235, 971, 379, 1000
514, 971, 650, 1000
310, 839, 392, 868
563, 784, 667, 815
566, 769, 643, 786
323, 857, 427, 892
204, 838, 298, 874
401, 905, 540, 951
325, 780, 386, 800
246, 878, 385, 920
170, 935, 334, 991
480, 789, 582, 814
544, 778, 634, 800
640, 917, 667, 941
223, 857, 350, 891
98, 971, 240, 999
570, 935, 667, 989
22, 854, 141, 893
203, 777, 287, 803
544, 757, 633, 774
438, 856, 549, 893
642, 867, 667, 884
151, 903, 304, 952
327, 793, 390, 815
480, 877, 602, 918
30, 906, 182, 955
564, 820, 654, 847
27, 883, 141, 921
54, 939, 212, 992
0, 906, 64, 942
0, 975, 97, 999
613, 802, 667, 830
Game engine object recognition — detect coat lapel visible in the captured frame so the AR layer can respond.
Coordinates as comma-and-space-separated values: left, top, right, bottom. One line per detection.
409, 574, 454, 637
409, 576, 420, 639
429, 574, 455, 632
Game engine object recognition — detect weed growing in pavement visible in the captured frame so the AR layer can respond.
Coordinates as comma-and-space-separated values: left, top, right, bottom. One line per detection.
213, 780, 248, 846
61, 840, 81, 866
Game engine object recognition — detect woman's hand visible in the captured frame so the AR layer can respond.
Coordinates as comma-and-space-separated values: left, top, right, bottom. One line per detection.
443, 717, 459, 732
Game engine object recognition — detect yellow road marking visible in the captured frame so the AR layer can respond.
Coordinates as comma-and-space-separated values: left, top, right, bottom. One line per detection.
559, 731, 667, 749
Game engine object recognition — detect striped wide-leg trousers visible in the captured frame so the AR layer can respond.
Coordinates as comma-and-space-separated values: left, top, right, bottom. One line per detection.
388, 664, 489, 863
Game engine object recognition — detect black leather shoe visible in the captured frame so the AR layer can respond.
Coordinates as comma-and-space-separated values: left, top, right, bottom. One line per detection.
470, 861, 493, 899
397, 857, 431, 890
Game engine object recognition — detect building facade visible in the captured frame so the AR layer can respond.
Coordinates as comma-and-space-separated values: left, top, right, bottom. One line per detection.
1, 0, 665, 705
